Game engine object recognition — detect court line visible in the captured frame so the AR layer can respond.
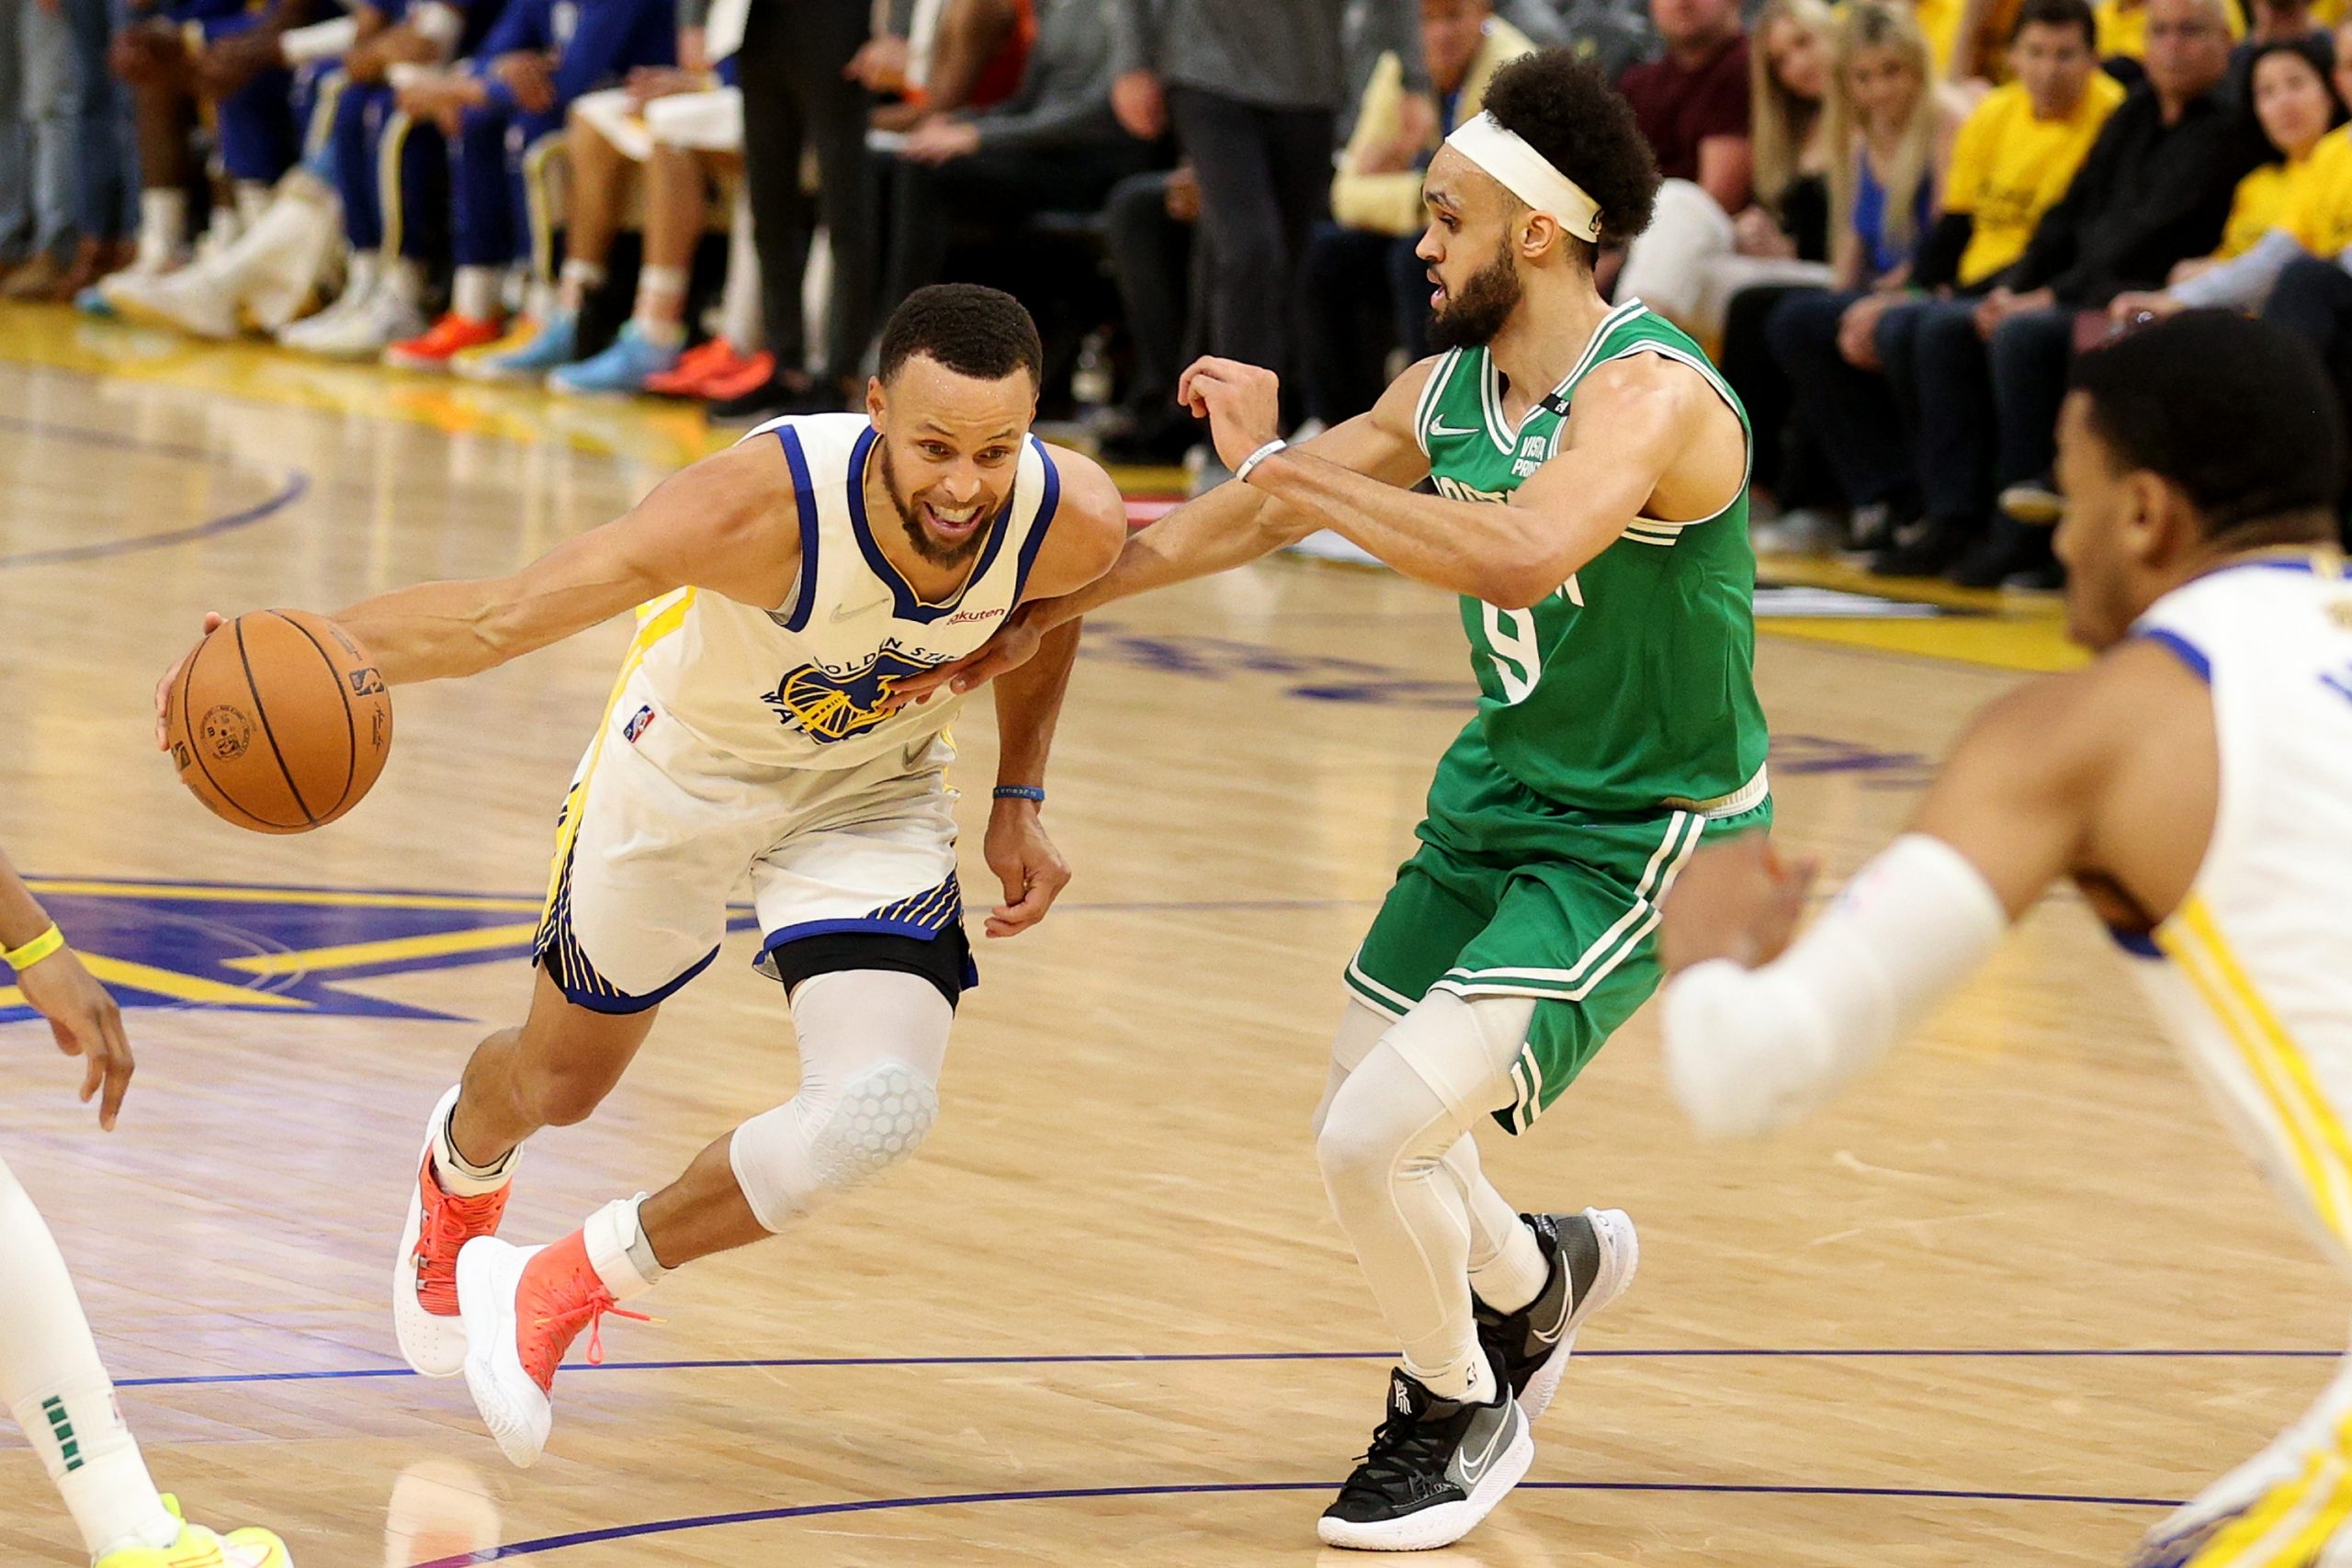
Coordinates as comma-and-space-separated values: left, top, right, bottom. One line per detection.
116, 1345, 2342, 1391
0, 413, 308, 569
415, 1479, 2188, 1562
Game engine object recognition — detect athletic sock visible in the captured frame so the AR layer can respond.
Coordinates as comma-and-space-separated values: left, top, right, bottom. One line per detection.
1470, 1218, 1552, 1317
381, 255, 424, 307
136, 189, 187, 271
557, 257, 605, 316
718, 186, 762, 352
450, 264, 499, 323
431, 1095, 515, 1198
582, 1195, 664, 1302
233, 180, 270, 229
631, 265, 689, 347
1407, 1345, 1495, 1405
0, 1160, 181, 1560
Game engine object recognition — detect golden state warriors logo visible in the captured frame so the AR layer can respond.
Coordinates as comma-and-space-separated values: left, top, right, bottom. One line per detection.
763, 651, 937, 744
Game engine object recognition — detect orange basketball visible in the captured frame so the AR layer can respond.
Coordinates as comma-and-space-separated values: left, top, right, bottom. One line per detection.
164, 610, 393, 833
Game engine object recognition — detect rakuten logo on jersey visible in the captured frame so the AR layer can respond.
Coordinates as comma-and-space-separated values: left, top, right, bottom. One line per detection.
944, 606, 1006, 627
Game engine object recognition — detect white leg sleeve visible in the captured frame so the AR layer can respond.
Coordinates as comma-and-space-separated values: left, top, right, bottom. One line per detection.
0, 1156, 179, 1559
728, 971, 952, 1232
1314, 999, 1544, 1315
1613, 178, 1736, 331
1316, 991, 1532, 1398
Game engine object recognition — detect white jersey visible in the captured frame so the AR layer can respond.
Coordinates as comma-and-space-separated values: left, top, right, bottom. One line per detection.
619, 412, 1064, 773
2122, 549, 2352, 1264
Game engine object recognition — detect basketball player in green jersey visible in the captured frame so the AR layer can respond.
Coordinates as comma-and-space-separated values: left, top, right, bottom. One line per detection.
898, 49, 1768, 1551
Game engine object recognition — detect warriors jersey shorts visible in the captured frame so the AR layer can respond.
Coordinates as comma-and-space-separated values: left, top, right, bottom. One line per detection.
532, 688, 972, 1014
1347, 728, 1770, 1135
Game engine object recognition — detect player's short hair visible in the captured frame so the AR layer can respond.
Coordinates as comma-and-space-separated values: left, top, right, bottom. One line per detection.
1478, 49, 1660, 252
2011, 0, 2096, 48
2069, 310, 2344, 541
877, 284, 1044, 387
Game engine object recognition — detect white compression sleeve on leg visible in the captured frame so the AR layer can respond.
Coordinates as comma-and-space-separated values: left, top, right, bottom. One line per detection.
729, 971, 952, 1232
0, 1156, 180, 1559
1662, 833, 2007, 1139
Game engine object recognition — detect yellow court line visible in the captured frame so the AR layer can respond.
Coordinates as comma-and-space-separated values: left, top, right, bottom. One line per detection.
23, 879, 541, 912
6, 954, 314, 1010
220, 922, 543, 976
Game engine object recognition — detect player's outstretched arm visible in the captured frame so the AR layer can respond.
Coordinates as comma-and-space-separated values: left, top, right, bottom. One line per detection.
1655, 640, 2209, 1138
0, 844, 132, 1130
1194, 353, 1719, 608
976, 448, 1128, 939
891, 367, 1436, 703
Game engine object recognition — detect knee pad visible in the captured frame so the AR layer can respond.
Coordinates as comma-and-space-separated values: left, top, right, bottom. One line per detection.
729, 1061, 939, 1232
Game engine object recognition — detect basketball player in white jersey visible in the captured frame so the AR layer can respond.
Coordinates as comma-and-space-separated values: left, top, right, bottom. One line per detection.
0, 844, 291, 1566
152, 284, 1128, 1469
1657, 310, 2352, 1568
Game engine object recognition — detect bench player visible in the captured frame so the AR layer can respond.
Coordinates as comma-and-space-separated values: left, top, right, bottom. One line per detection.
0, 846, 290, 1566
902, 50, 1769, 1551
154, 283, 1127, 1469
1657, 310, 2352, 1568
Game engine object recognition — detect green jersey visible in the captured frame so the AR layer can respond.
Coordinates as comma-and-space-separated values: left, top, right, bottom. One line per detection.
1413, 299, 1770, 818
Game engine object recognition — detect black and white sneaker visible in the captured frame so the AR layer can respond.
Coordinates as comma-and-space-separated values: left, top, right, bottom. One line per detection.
1317, 1358, 1533, 1551
1475, 1208, 1640, 1424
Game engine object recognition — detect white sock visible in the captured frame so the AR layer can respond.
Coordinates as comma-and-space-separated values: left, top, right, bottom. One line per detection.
429, 1093, 516, 1199
380, 255, 424, 307
1408, 1346, 1495, 1405
233, 180, 271, 229
136, 189, 187, 269
338, 249, 382, 306
719, 186, 762, 351
581, 1195, 664, 1302
0, 1158, 181, 1560
557, 257, 605, 315
632, 265, 688, 346
450, 265, 500, 323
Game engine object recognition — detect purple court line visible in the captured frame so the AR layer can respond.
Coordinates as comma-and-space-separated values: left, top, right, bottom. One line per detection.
116, 1345, 2343, 1391
413, 1480, 2188, 1563
0, 413, 308, 569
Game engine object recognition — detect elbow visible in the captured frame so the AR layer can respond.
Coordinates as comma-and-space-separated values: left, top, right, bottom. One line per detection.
1473, 558, 1562, 611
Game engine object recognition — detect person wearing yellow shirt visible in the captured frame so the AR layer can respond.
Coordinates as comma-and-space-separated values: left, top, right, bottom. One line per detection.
1298, 0, 1535, 425
2110, 36, 2346, 321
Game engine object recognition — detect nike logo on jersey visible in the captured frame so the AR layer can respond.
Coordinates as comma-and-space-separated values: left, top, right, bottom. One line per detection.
832, 593, 892, 624
1428, 420, 1483, 438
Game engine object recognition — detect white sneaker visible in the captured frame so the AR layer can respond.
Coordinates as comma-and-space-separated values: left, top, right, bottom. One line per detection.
393, 1085, 512, 1378
102, 266, 243, 338
458, 1226, 643, 1470
297, 288, 427, 360
1749, 507, 1846, 558
1490, 1208, 1639, 1426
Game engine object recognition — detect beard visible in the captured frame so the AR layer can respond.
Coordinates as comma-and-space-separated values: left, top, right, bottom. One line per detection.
1428, 248, 1524, 351
878, 443, 991, 569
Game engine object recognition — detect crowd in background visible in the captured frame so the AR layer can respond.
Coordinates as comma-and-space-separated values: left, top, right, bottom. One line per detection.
5, 0, 2350, 584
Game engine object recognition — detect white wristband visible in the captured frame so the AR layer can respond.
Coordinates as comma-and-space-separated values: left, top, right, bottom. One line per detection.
1234, 439, 1287, 484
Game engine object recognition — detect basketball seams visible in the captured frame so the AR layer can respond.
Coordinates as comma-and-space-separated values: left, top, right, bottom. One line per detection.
275, 611, 359, 818
175, 633, 279, 833
234, 615, 320, 827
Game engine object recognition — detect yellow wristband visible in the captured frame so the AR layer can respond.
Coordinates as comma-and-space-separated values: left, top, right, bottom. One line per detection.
2, 922, 66, 971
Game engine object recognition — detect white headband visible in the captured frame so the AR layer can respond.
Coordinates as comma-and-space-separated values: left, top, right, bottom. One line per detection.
1442, 112, 1604, 243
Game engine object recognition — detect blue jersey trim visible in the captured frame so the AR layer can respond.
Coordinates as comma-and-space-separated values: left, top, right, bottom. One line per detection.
2136, 628, 2211, 684
776, 424, 822, 633
1012, 437, 1062, 604
2107, 924, 2163, 959
544, 944, 719, 1014
843, 426, 1020, 624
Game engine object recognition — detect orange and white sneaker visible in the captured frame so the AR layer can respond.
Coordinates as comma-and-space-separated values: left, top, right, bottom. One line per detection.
458, 1231, 645, 1468
95, 1495, 290, 1568
393, 1086, 514, 1379
383, 311, 503, 370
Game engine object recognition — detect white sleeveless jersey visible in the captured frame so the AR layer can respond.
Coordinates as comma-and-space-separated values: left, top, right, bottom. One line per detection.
617, 412, 1064, 773
2121, 549, 2352, 1261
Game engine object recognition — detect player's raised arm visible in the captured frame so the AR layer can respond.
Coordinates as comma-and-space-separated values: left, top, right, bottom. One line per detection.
1195, 349, 1731, 609
974, 446, 1128, 939
1655, 637, 2209, 1138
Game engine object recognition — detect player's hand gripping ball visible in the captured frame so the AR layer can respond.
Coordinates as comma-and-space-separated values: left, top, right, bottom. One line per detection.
159, 611, 394, 833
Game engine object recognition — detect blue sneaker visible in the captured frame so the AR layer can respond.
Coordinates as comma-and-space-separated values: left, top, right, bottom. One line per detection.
75, 282, 116, 316
547, 321, 681, 397
455, 310, 578, 382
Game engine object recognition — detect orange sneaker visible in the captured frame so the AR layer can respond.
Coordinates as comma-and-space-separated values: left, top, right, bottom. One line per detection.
384, 312, 504, 370
394, 1086, 514, 1378
697, 348, 778, 405
458, 1231, 646, 1468
641, 336, 737, 397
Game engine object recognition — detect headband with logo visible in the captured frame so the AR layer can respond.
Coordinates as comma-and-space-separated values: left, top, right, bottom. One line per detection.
1442, 112, 1605, 243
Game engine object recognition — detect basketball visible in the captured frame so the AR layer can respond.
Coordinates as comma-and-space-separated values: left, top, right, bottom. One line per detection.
163, 610, 392, 833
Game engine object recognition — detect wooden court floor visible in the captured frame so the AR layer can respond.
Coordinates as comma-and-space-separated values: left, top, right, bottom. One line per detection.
1, 303, 2345, 1566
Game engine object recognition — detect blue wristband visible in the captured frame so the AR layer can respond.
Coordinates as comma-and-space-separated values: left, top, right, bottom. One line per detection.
993, 784, 1046, 804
